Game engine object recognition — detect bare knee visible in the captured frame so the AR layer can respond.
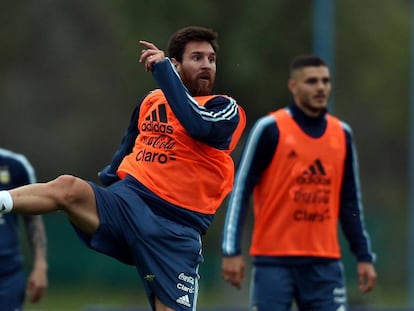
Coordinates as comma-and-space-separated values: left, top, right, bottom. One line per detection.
48, 175, 90, 210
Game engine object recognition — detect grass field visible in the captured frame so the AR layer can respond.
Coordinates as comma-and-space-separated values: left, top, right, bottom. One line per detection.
23, 283, 247, 311
24, 284, 148, 311
23, 282, 409, 311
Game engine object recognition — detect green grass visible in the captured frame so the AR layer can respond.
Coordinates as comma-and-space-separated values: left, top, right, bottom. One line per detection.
24, 284, 149, 311
23, 282, 409, 310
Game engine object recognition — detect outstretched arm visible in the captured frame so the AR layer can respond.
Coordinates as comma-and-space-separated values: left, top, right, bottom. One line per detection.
139, 40, 241, 148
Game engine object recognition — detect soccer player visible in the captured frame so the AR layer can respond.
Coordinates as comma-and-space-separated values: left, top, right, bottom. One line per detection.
0, 148, 48, 310
0, 26, 246, 311
221, 55, 377, 310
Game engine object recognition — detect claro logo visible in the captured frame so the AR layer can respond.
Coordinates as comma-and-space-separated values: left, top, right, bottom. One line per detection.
135, 149, 175, 164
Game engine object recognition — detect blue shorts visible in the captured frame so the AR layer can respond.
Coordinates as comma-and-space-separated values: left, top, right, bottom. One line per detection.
0, 267, 25, 310
250, 260, 347, 311
74, 178, 203, 311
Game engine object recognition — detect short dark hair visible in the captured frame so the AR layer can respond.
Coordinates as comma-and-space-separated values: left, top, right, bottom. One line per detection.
167, 26, 219, 62
289, 54, 327, 76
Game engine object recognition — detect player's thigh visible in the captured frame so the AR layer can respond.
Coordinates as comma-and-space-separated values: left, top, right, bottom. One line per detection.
0, 269, 25, 310
250, 264, 294, 311
295, 260, 347, 311
133, 215, 203, 311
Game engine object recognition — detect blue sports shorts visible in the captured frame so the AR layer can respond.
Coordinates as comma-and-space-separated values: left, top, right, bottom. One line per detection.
250, 260, 347, 311
73, 177, 203, 311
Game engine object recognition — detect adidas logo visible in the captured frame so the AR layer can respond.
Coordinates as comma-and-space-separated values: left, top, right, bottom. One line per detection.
307, 158, 326, 175
296, 159, 331, 185
176, 294, 191, 307
141, 103, 173, 134
145, 103, 168, 123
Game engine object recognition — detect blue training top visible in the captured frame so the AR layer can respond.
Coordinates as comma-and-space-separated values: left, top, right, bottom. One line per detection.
0, 148, 36, 275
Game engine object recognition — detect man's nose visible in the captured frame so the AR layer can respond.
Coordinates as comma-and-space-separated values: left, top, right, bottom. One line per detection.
316, 80, 326, 89
201, 57, 212, 68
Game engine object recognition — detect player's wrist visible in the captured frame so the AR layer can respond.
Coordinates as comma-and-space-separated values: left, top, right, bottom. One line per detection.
0, 191, 13, 214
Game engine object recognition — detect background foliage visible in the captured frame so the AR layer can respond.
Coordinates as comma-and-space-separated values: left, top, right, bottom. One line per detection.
0, 0, 411, 309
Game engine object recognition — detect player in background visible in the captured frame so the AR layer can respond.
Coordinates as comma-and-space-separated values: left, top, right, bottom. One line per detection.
221, 54, 377, 311
0, 26, 246, 311
0, 148, 48, 311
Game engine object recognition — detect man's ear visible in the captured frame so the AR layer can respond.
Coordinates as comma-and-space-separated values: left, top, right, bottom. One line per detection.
288, 78, 296, 95
171, 58, 179, 69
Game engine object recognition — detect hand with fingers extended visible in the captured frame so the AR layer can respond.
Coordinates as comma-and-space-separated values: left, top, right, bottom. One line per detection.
222, 255, 245, 290
139, 40, 166, 72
